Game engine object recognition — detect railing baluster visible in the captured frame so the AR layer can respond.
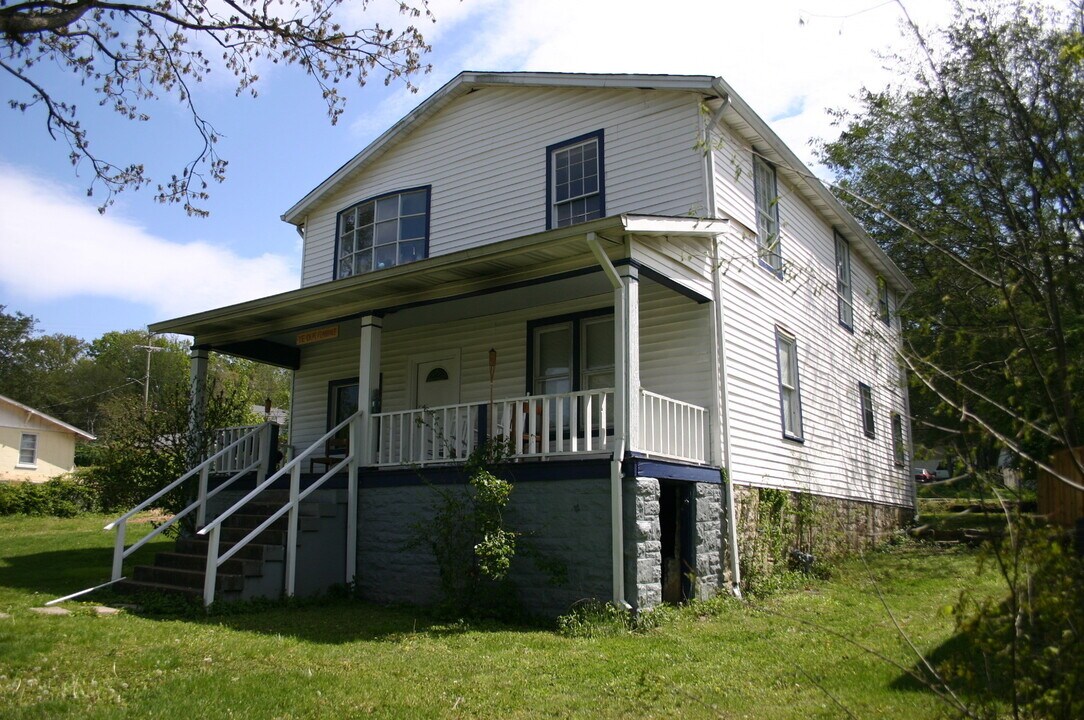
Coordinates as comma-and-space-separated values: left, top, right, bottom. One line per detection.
203, 524, 220, 606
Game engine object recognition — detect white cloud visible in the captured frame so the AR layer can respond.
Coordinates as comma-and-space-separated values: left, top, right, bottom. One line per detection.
0, 166, 297, 320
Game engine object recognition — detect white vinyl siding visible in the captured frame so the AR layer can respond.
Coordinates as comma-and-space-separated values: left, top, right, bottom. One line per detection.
301, 87, 704, 287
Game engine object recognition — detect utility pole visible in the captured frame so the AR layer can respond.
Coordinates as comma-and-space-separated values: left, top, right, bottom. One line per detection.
133, 341, 167, 412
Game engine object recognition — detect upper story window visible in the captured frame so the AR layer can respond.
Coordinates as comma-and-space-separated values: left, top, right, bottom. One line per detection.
877, 276, 891, 325
835, 231, 853, 330
754, 154, 782, 276
775, 329, 803, 441
547, 130, 605, 229
18, 433, 37, 467
336, 187, 430, 279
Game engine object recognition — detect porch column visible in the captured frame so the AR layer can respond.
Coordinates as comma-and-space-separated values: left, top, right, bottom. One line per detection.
187, 346, 209, 467
357, 315, 383, 462
618, 265, 640, 451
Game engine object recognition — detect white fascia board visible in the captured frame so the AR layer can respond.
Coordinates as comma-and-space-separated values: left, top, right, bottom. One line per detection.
621, 215, 729, 236
709, 78, 914, 294
0, 394, 95, 440
281, 72, 719, 225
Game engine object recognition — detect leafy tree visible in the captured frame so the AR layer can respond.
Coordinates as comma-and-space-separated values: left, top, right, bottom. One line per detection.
819, 0, 1084, 477
1, 0, 433, 215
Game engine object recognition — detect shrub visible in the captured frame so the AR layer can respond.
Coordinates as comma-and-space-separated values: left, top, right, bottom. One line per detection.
0, 477, 101, 517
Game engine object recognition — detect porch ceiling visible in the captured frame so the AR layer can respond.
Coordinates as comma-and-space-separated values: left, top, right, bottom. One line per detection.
150, 215, 726, 354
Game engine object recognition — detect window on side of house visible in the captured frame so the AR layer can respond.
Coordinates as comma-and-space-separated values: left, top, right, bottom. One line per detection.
775, 329, 803, 441
859, 382, 875, 438
336, 187, 430, 279
877, 276, 891, 325
891, 412, 906, 466
548, 130, 604, 229
18, 433, 37, 466
835, 231, 853, 330
754, 154, 782, 276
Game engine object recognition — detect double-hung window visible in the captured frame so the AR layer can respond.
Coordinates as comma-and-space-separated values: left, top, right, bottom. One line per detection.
548, 130, 604, 228
859, 382, 875, 438
891, 412, 906, 466
336, 187, 430, 279
775, 329, 803, 440
530, 312, 615, 428
835, 231, 853, 329
754, 154, 782, 275
18, 433, 37, 467
877, 276, 891, 325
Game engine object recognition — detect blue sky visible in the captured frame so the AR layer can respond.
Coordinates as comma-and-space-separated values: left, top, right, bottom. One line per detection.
0, 0, 959, 341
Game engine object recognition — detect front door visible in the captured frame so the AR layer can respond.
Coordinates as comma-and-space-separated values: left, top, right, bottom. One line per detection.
413, 351, 461, 409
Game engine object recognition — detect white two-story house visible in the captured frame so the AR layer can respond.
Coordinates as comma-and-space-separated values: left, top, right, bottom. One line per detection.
126, 72, 913, 612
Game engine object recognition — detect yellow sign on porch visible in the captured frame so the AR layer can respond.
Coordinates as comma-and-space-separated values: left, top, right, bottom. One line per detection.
297, 325, 339, 345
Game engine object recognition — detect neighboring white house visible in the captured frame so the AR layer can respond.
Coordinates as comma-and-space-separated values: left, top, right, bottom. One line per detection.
0, 394, 95, 482
144, 72, 915, 611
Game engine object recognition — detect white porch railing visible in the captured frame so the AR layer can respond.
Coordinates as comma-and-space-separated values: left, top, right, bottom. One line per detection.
208, 425, 266, 474
372, 388, 615, 466
197, 411, 363, 606
639, 389, 710, 464
105, 422, 276, 583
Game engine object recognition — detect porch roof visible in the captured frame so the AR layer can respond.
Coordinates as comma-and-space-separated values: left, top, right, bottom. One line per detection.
150, 214, 725, 365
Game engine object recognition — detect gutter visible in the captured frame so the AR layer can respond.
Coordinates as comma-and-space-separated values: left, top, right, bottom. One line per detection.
703, 94, 743, 598
586, 231, 628, 608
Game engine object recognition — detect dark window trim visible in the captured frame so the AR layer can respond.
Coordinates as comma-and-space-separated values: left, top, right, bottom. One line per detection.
546, 129, 606, 230
325, 376, 360, 434
333, 185, 432, 280
774, 327, 805, 443
877, 276, 891, 326
525, 306, 613, 395
754, 154, 783, 280
891, 411, 906, 467
859, 382, 875, 439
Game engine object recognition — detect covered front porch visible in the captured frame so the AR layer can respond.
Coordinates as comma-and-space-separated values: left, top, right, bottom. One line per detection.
143, 214, 730, 605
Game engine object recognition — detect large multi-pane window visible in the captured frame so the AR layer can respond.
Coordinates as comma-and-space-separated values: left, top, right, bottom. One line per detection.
336, 187, 430, 278
548, 131, 604, 228
18, 433, 37, 466
754, 154, 782, 275
859, 382, 875, 438
775, 329, 803, 440
835, 231, 853, 329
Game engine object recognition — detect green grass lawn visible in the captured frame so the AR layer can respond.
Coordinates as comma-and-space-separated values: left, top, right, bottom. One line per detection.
0, 513, 1004, 719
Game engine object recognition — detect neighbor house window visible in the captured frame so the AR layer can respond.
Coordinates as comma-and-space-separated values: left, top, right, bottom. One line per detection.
835, 231, 853, 330
877, 276, 891, 325
754, 154, 782, 276
775, 329, 803, 440
891, 412, 906, 466
548, 130, 604, 229
336, 187, 430, 279
859, 383, 875, 438
18, 433, 37, 466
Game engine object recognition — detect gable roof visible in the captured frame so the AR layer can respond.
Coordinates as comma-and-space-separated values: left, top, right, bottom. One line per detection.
0, 394, 95, 440
281, 71, 912, 293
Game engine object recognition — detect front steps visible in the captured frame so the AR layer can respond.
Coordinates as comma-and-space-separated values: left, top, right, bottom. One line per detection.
114, 489, 346, 604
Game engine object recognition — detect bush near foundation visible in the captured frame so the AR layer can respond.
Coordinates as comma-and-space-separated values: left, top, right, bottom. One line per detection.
0, 477, 101, 517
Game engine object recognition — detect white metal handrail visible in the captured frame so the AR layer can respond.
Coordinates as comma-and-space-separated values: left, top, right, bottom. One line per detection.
639, 389, 709, 464
196, 410, 363, 606
105, 422, 275, 582
372, 388, 614, 466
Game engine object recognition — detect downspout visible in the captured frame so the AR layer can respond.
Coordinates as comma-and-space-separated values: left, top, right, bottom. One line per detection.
586, 231, 629, 608
703, 93, 743, 598
896, 287, 918, 519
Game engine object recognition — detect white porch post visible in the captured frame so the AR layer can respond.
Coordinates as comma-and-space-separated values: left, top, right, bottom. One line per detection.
350, 314, 381, 585
187, 346, 209, 467
618, 265, 640, 452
